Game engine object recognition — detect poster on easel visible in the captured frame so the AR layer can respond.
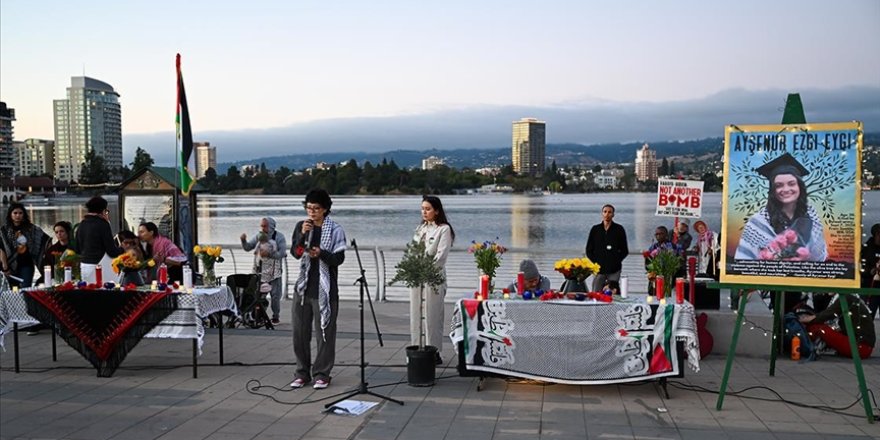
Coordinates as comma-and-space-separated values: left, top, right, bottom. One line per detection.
720, 121, 863, 289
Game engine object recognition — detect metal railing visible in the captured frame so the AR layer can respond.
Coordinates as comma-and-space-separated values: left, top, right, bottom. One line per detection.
210, 245, 651, 303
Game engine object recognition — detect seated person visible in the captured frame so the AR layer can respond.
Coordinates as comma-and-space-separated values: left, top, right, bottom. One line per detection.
602, 279, 620, 296
507, 259, 551, 293
799, 294, 875, 359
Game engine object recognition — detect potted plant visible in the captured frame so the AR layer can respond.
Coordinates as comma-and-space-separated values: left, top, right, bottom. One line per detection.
388, 240, 445, 386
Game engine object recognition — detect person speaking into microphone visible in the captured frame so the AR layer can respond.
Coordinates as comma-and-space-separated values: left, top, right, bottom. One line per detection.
289, 189, 347, 390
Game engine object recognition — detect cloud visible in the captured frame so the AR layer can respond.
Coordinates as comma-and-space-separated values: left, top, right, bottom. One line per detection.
125, 86, 880, 166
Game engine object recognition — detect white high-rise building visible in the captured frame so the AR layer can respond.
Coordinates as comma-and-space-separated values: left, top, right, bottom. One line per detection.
14, 139, 55, 177
194, 142, 217, 178
0, 102, 15, 180
53, 77, 122, 182
421, 155, 444, 170
512, 118, 546, 177
635, 143, 658, 182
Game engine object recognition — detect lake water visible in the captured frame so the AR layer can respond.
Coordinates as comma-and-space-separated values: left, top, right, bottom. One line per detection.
20, 191, 880, 251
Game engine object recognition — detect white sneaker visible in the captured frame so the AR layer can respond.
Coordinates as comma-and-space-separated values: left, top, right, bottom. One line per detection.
313, 378, 330, 389
290, 378, 307, 388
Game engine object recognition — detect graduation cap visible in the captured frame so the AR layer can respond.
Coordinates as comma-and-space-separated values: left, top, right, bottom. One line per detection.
755, 153, 809, 180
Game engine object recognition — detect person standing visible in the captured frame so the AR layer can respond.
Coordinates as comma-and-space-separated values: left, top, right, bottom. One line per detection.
585, 204, 628, 292
241, 217, 287, 324
75, 197, 122, 283
410, 195, 455, 364
860, 223, 880, 319
692, 220, 719, 276
1, 202, 49, 288
289, 189, 346, 390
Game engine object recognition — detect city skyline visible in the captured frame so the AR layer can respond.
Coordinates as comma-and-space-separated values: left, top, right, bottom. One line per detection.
2, 1, 879, 165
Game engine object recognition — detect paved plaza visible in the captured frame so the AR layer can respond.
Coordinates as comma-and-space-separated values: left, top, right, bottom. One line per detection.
2, 299, 879, 440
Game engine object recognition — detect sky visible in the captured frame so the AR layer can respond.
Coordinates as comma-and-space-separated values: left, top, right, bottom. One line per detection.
2, 0, 879, 164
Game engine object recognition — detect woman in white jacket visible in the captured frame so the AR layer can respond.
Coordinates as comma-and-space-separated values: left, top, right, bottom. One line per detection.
411, 195, 455, 364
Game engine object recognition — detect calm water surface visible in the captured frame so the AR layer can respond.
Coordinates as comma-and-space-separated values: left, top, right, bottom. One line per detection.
21, 192, 880, 252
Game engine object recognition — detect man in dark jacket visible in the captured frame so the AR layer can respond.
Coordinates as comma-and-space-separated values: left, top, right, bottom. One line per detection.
585, 204, 629, 292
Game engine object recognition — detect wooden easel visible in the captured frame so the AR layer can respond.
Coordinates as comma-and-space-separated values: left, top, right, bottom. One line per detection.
709, 284, 877, 423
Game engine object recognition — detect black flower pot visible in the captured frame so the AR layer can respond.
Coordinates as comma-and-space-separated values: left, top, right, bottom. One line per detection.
405, 345, 437, 387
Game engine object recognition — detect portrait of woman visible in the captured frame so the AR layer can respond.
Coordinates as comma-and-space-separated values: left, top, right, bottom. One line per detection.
734, 153, 827, 261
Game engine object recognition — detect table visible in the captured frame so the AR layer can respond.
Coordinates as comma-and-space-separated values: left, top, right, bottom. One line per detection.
450, 298, 700, 387
0, 286, 237, 377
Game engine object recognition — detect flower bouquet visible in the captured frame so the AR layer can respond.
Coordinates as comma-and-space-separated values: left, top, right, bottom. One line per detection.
644, 248, 683, 297
759, 229, 809, 261
111, 250, 155, 286
194, 245, 224, 286
54, 249, 82, 283
553, 257, 600, 293
468, 238, 506, 295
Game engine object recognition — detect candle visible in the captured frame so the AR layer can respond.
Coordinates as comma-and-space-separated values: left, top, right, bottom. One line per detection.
183, 266, 193, 289
620, 277, 628, 298
44, 266, 52, 287
476, 293, 483, 301
480, 275, 489, 299
646, 294, 654, 303
64, 267, 72, 283
655, 275, 665, 300
675, 277, 684, 304
503, 292, 510, 299
95, 265, 103, 285
151, 280, 158, 291
516, 272, 525, 294
660, 297, 667, 305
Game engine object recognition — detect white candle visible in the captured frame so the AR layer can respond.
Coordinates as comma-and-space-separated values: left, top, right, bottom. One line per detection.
646, 295, 654, 304
620, 277, 628, 298
44, 266, 53, 287
12, 286, 19, 293
64, 267, 72, 283
183, 267, 193, 289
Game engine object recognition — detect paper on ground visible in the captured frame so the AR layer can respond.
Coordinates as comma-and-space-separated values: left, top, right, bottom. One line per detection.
324, 399, 379, 416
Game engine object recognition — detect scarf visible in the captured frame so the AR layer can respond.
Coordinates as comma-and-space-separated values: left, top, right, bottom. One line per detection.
294, 216, 346, 340
1, 223, 47, 271
735, 206, 827, 261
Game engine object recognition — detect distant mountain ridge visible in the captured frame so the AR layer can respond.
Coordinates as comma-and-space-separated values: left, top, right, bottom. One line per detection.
215, 132, 880, 173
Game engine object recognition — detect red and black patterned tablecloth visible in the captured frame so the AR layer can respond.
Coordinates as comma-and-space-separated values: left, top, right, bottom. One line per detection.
24, 289, 177, 377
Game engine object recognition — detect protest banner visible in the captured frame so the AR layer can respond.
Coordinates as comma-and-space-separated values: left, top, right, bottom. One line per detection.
656, 179, 704, 218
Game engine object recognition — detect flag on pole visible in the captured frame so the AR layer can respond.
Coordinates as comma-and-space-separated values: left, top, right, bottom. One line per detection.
176, 53, 195, 195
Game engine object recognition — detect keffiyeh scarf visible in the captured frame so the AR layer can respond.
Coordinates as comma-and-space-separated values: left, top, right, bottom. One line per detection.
294, 216, 346, 340
735, 206, 827, 261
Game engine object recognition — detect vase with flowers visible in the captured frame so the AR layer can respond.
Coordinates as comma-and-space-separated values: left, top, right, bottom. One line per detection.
194, 245, 224, 286
54, 249, 82, 284
111, 250, 155, 286
554, 257, 601, 293
644, 248, 683, 298
468, 238, 506, 297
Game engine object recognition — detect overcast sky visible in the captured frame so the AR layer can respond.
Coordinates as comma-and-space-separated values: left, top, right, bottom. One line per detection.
2, 0, 878, 163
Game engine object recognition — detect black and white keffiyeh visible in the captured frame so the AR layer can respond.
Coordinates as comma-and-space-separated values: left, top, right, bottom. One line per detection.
735, 206, 827, 261
294, 216, 346, 340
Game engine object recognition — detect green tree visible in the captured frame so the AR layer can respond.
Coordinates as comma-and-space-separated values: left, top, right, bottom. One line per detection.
659, 158, 669, 176
130, 147, 154, 172
79, 149, 108, 184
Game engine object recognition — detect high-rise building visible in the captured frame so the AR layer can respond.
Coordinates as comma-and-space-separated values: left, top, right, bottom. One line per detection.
53, 76, 122, 183
421, 155, 444, 170
635, 143, 658, 181
194, 141, 216, 178
512, 118, 546, 177
0, 102, 15, 180
14, 139, 55, 177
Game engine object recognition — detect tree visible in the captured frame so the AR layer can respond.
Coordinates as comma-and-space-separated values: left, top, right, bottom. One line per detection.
659, 158, 669, 176
130, 147, 154, 172
592, 164, 602, 173
79, 149, 108, 184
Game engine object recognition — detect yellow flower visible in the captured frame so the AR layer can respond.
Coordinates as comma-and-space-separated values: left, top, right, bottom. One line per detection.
194, 245, 202, 254
147, 259, 156, 268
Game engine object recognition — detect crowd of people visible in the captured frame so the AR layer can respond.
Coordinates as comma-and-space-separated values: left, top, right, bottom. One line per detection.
0, 186, 877, 389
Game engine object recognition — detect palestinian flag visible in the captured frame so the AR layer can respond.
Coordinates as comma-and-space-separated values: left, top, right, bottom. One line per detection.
176, 53, 195, 196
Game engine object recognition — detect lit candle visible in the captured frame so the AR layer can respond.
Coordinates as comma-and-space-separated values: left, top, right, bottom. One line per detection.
151, 280, 158, 290
476, 293, 483, 301
646, 294, 654, 304
12, 286, 19, 293
503, 292, 510, 299
44, 266, 52, 287
516, 272, 525, 294
480, 275, 489, 299
660, 297, 667, 306
655, 275, 665, 300
675, 278, 684, 304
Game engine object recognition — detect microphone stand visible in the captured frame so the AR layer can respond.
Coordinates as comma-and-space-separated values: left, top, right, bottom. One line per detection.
325, 238, 403, 408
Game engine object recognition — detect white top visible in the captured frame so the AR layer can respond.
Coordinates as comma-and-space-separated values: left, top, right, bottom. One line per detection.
412, 222, 453, 269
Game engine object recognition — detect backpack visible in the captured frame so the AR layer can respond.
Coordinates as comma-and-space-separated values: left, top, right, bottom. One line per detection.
783, 312, 816, 361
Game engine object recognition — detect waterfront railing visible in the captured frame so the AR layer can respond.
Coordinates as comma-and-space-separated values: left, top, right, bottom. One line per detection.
211, 245, 650, 302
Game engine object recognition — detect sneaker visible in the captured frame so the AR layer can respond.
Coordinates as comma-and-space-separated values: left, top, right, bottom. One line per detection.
290, 378, 308, 388
272, 317, 280, 324
313, 378, 330, 389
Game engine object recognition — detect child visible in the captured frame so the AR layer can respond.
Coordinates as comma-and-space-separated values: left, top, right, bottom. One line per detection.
602, 279, 620, 296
